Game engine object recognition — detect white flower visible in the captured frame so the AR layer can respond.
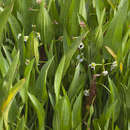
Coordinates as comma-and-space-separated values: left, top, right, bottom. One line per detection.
53, 20, 58, 25
76, 55, 80, 60
24, 36, 29, 42
76, 54, 84, 63
0, 7, 4, 12
79, 58, 84, 63
78, 42, 84, 50
102, 70, 108, 76
89, 62, 96, 70
84, 89, 89, 96
18, 33, 22, 39
111, 61, 117, 71
32, 24, 36, 28
25, 59, 30, 65
36, 32, 41, 40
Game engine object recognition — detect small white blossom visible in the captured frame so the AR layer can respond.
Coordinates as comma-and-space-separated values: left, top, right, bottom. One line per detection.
53, 20, 58, 25
79, 58, 84, 63
25, 59, 30, 65
89, 62, 96, 70
24, 36, 29, 42
84, 89, 89, 96
0, 7, 4, 12
78, 42, 84, 50
102, 70, 108, 76
111, 61, 117, 71
76, 55, 80, 60
32, 24, 36, 28
18, 33, 22, 39
36, 32, 41, 40
76, 54, 84, 63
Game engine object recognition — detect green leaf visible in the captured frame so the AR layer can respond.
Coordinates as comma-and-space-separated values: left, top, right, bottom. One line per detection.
0, 2, 13, 43
2, 51, 19, 90
53, 96, 71, 130
68, 0, 80, 36
0, 49, 9, 77
54, 55, 66, 103
28, 92, 45, 130
20, 59, 34, 103
35, 57, 54, 105
25, 32, 39, 63
107, 77, 121, 122
64, 35, 85, 75
37, 4, 54, 45
8, 14, 21, 48
1, 79, 25, 130
1, 79, 25, 113
2, 46, 12, 65
104, 0, 128, 53
68, 64, 86, 100
79, 0, 87, 20
59, 0, 71, 27
16, 117, 25, 130
126, 77, 130, 108
72, 91, 82, 130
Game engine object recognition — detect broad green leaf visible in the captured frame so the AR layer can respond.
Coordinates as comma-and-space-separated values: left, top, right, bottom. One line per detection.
16, 117, 25, 130
2, 46, 12, 65
68, 0, 80, 36
126, 77, 130, 108
93, 119, 102, 130
43, 8, 54, 45
104, 101, 117, 130
37, 4, 54, 45
79, 0, 87, 20
107, 77, 121, 122
48, 0, 59, 22
68, 64, 86, 100
25, 32, 39, 62
72, 91, 82, 130
33, 36, 39, 66
20, 59, 34, 103
0, 117, 3, 130
15, 0, 37, 33
64, 35, 85, 75
18, 31, 26, 75
1, 79, 25, 130
0, 49, 9, 77
2, 51, 19, 90
54, 55, 66, 103
96, 8, 105, 48
35, 57, 54, 105
122, 29, 130, 57
88, 105, 94, 128
28, 92, 45, 130
93, 0, 104, 23
104, 0, 128, 53
53, 96, 71, 130
8, 14, 21, 48
1, 79, 25, 113
63, 29, 71, 52
0, 2, 13, 43
59, 0, 71, 27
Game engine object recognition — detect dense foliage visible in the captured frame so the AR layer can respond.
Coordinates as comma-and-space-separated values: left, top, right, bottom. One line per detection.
0, 0, 130, 130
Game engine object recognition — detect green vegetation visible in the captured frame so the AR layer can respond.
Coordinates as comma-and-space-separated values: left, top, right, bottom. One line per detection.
0, 0, 130, 129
